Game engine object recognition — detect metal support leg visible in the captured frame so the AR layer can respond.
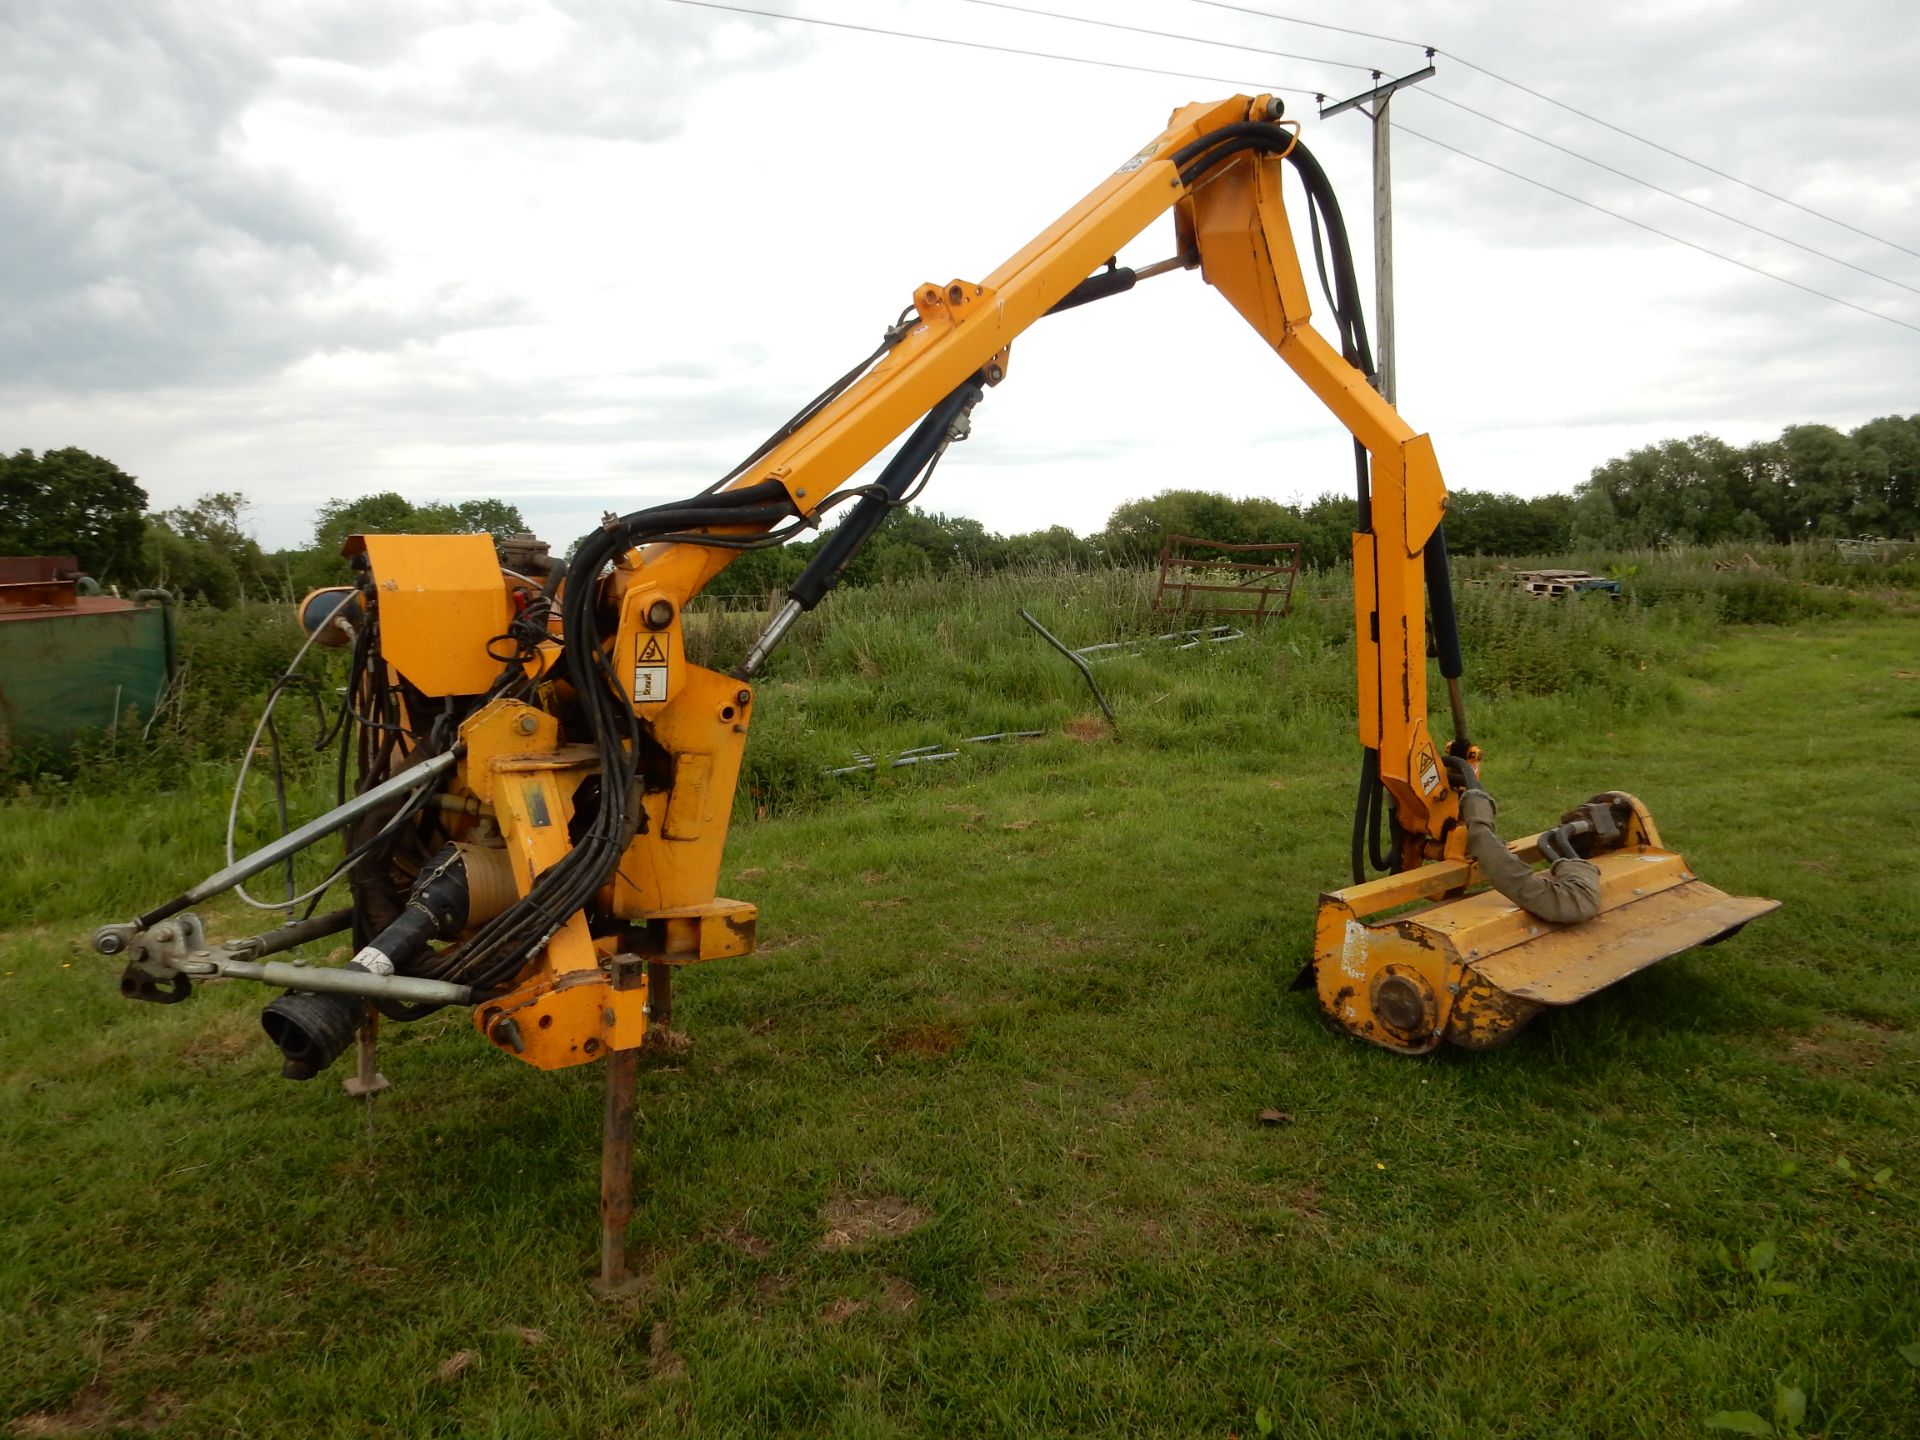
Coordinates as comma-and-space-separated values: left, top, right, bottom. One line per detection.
593, 955, 645, 1297
646, 961, 672, 1033
341, 1009, 390, 1098
593, 1045, 640, 1296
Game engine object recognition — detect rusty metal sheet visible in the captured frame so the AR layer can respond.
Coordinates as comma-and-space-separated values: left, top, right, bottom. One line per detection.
0, 594, 141, 624
1469, 882, 1780, 1005
0, 555, 77, 584
0, 579, 78, 612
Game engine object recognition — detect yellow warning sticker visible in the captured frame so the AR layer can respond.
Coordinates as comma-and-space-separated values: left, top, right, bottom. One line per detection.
633, 635, 668, 703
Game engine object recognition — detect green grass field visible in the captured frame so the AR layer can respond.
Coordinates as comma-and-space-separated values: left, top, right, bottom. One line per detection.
2, 569, 1916, 1437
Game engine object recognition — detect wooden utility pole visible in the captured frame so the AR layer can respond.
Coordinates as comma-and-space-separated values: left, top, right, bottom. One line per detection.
1319, 57, 1436, 406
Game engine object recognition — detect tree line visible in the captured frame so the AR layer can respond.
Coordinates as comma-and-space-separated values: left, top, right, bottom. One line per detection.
3, 411, 1911, 605
0, 451, 531, 606
1569, 415, 1919, 547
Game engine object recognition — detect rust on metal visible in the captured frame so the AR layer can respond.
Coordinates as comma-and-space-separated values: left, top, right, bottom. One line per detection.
1443, 971, 1541, 1051
623, 898, 758, 966
595, 1046, 641, 1295
646, 961, 673, 1030
0, 592, 142, 623
1153, 534, 1302, 621
0, 555, 78, 583
0, 579, 79, 612
593, 955, 646, 1297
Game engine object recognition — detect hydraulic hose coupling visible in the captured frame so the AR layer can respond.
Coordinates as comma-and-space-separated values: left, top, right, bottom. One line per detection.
260, 844, 510, 1080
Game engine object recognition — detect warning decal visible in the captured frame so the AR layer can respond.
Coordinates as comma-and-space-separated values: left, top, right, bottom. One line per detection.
1419, 757, 1441, 796
633, 635, 668, 703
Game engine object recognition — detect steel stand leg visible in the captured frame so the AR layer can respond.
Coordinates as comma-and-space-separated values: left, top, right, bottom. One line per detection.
593, 1045, 640, 1296
646, 961, 672, 1033
593, 956, 646, 1297
342, 1009, 390, 1098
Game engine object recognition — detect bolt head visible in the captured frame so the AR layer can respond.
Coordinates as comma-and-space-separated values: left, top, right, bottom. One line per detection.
517, 714, 538, 735
645, 599, 674, 629
735, 689, 751, 706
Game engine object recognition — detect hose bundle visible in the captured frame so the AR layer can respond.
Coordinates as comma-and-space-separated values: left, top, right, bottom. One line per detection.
406, 482, 797, 998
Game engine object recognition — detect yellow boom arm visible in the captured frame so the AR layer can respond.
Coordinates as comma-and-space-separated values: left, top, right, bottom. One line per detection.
412, 94, 1482, 1071
620, 94, 1455, 850
533, 93, 1765, 1064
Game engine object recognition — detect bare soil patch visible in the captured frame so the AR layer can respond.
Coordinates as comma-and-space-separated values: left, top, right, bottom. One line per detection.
819, 1194, 930, 1251
885, 1022, 964, 1060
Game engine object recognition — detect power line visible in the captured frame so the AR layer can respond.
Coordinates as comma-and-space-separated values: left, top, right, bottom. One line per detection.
952, 0, 1379, 75
1437, 52, 1920, 264
1420, 91, 1920, 299
1169, 3, 1920, 264
661, 0, 1320, 95
1394, 121, 1920, 336
953, 0, 1920, 299
1177, 0, 1433, 53
667, 0, 1917, 336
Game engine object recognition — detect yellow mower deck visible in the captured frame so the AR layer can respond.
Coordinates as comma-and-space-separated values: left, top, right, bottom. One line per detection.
1313, 794, 1778, 1053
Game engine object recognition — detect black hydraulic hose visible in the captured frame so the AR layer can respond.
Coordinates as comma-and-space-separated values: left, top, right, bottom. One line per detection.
785, 383, 980, 611
1349, 747, 1403, 885
698, 340, 894, 497
1177, 135, 1288, 186
1178, 121, 1441, 875
418, 487, 799, 997
1367, 756, 1397, 875
1174, 126, 1376, 525
1169, 120, 1296, 168
1173, 130, 1370, 365
1274, 138, 1373, 368
1424, 523, 1464, 681
1350, 748, 1377, 887
1352, 440, 1371, 534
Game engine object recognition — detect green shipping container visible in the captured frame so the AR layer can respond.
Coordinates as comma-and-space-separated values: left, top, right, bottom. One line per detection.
0, 599, 176, 751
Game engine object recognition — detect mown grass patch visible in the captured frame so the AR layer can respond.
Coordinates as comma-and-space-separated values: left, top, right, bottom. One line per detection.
2, 566, 1915, 1437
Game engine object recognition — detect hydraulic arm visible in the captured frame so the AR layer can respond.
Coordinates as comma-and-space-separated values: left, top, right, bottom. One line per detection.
95, 98, 1774, 1195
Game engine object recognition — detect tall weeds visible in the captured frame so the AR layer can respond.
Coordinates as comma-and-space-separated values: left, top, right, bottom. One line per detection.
6, 543, 1887, 808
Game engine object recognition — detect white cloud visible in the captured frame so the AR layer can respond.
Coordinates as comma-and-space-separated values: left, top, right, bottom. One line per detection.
3, 0, 1916, 551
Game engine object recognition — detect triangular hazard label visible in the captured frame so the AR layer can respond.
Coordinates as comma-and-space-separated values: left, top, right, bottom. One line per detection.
637, 636, 666, 663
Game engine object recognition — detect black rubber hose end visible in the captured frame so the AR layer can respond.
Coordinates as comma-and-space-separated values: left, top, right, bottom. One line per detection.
261, 971, 368, 1080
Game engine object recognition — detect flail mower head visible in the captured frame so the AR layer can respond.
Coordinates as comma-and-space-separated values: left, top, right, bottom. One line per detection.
1312, 791, 1778, 1054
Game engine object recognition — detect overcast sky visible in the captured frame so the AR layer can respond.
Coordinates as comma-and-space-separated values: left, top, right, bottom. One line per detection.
5, 0, 1916, 552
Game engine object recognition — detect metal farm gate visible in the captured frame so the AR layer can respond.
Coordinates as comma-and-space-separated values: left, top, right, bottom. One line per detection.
1152, 534, 1302, 622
